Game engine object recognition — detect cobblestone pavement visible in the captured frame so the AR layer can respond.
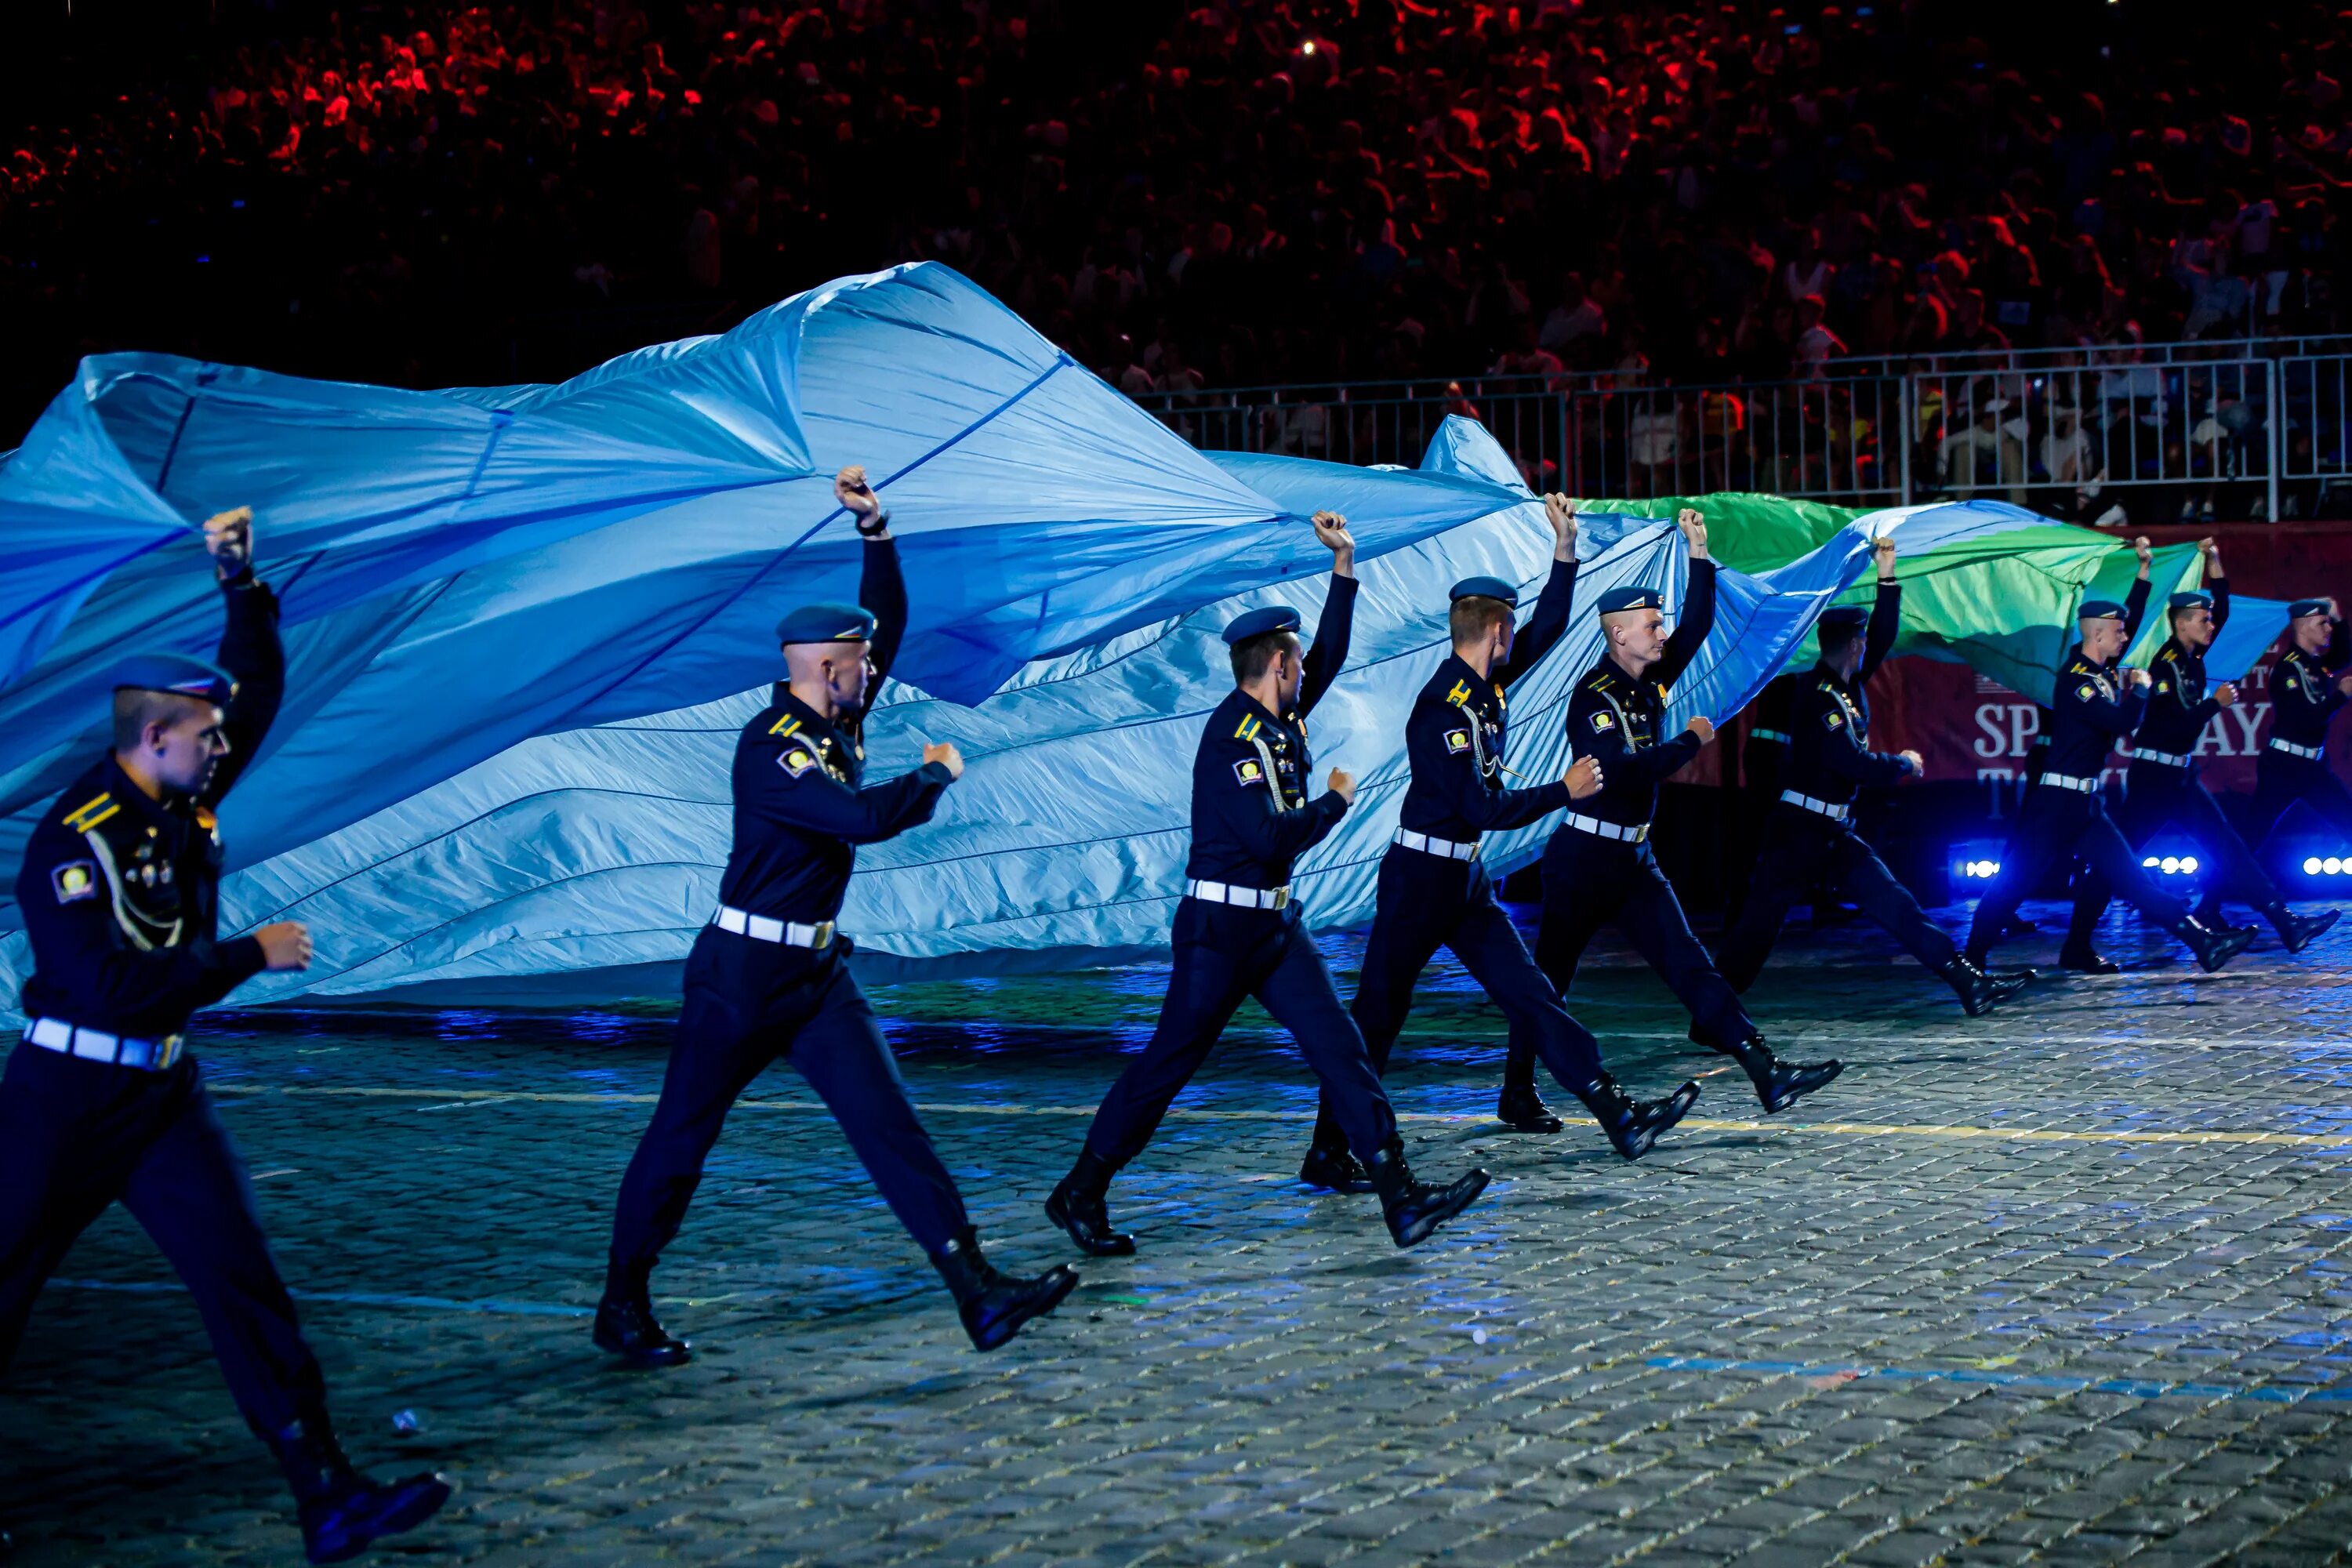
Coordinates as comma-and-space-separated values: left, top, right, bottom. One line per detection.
9, 902, 2352, 1566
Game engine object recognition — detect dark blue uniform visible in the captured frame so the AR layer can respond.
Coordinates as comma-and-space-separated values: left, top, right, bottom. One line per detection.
2063, 580, 2292, 945
605, 536, 975, 1291
2248, 618, 2352, 849
1719, 583, 1960, 985
1302, 558, 1622, 1160
1964, 630, 2193, 961
1504, 559, 1756, 1084
0, 573, 325, 1447
1080, 575, 1402, 1170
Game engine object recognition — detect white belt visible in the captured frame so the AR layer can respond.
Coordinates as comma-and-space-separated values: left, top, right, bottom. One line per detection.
2271, 738, 2325, 760
2135, 749, 2193, 768
1393, 828, 1479, 861
1751, 728, 1791, 744
1565, 812, 1649, 843
713, 905, 837, 948
24, 1017, 183, 1072
1780, 789, 1851, 821
2042, 772, 2100, 793
1185, 879, 1291, 909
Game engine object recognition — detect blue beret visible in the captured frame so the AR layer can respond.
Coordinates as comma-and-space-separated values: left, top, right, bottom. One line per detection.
2078, 597, 2128, 622
1450, 575, 1520, 607
113, 652, 234, 706
1596, 585, 1664, 615
1223, 604, 1303, 645
2290, 597, 2338, 620
775, 602, 877, 645
2168, 590, 2214, 612
1817, 606, 1869, 633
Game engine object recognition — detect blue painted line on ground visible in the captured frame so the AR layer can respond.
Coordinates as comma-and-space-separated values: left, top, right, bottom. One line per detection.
1648, 1354, 2352, 1404
53, 1277, 594, 1319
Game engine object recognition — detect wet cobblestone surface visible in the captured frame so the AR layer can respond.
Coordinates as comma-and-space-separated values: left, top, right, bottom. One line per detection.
7, 902, 2352, 1565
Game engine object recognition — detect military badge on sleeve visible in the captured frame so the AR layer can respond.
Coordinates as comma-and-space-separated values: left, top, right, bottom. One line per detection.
2075, 683, 2096, 702
1824, 710, 1845, 729
1233, 758, 1268, 788
1445, 729, 1471, 753
1589, 711, 1616, 732
52, 861, 97, 903
779, 747, 820, 778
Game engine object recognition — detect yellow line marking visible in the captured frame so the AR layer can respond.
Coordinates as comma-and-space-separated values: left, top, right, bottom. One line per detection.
205, 1084, 2352, 1145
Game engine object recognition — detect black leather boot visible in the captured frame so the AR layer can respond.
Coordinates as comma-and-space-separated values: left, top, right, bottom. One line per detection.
272, 1410, 452, 1566
1938, 955, 2026, 1017
931, 1228, 1079, 1351
1575, 1073, 1700, 1160
593, 1283, 691, 1368
1494, 1081, 1566, 1134
2265, 902, 2341, 955
1044, 1149, 1136, 1257
2056, 942, 2121, 974
2172, 913, 2256, 974
1363, 1137, 1490, 1248
1725, 1035, 1842, 1113
1298, 1141, 1374, 1193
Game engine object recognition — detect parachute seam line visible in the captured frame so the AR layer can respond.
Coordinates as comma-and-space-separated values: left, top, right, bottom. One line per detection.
578, 354, 1073, 714
151, 377, 205, 498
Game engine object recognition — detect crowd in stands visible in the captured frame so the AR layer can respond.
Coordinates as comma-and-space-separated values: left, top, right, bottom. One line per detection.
5, 0, 2351, 514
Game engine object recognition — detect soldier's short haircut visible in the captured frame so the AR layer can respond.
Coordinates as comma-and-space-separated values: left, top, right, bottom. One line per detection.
1230, 628, 1302, 685
1450, 595, 1512, 647
112, 688, 213, 753
1818, 619, 1864, 653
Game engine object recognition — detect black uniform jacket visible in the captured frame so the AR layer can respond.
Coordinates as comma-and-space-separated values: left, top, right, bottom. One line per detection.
2270, 615, 2350, 754
1395, 555, 1580, 842
1780, 581, 1907, 808
2138, 579, 2231, 757
1184, 575, 1359, 889
717, 535, 951, 925
1566, 558, 1719, 830
16, 574, 285, 1039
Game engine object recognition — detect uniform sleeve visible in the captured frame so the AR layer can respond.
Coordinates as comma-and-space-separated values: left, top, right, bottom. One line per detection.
1573, 687, 1704, 787
1495, 556, 1577, 689
746, 747, 952, 846
15, 826, 267, 1019
2328, 617, 2351, 679
2151, 657, 2219, 735
2063, 669, 2148, 738
201, 575, 284, 808
1298, 573, 1358, 718
2122, 575, 2152, 644
1414, 700, 1571, 831
1654, 558, 1717, 687
1207, 741, 1349, 863
1857, 580, 1901, 686
1808, 690, 1913, 787
2210, 577, 2230, 635
861, 534, 909, 686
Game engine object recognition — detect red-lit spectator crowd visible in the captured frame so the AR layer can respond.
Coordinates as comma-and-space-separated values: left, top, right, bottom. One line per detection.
4, 0, 2350, 445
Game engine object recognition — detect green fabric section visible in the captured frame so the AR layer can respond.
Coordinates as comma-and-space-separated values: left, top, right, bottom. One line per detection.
1575, 491, 2176, 706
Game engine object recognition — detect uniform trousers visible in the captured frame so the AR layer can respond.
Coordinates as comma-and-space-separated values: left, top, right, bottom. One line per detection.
608, 927, 969, 1285
2248, 752, 2352, 848
1965, 787, 2187, 958
2063, 762, 2281, 948
1719, 805, 1958, 991
1086, 898, 1397, 1168
1504, 829, 1756, 1088
0, 1042, 326, 1440
1306, 848, 1605, 1152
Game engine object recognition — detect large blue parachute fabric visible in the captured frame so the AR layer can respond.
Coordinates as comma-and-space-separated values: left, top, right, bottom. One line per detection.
0, 263, 1516, 898
0, 412, 2055, 1010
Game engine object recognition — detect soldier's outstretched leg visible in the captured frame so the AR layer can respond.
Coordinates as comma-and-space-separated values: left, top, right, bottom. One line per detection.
1824, 831, 2023, 1014
1613, 848, 1843, 1114
1965, 797, 2074, 967
118, 1082, 455, 1563
790, 963, 1076, 1351
2074, 808, 2254, 973
2059, 778, 2166, 971
1448, 892, 1698, 1159
1250, 920, 1490, 1247
0, 1050, 125, 1372
1717, 826, 1813, 993
1499, 837, 1623, 1127
2170, 778, 2341, 952
1308, 856, 1452, 1187
602, 946, 779, 1366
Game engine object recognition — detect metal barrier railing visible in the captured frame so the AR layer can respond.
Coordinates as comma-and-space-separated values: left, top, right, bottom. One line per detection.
1138, 347, 2352, 519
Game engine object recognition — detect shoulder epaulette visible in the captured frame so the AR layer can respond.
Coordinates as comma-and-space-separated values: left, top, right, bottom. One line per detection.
60, 792, 118, 834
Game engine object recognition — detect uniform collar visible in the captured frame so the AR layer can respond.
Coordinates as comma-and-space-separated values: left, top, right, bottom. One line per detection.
94, 753, 183, 832
771, 688, 844, 743
1233, 687, 1294, 731
1436, 652, 1491, 706
1602, 650, 1653, 686
1812, 658, 1857, 693
2067, 641, 2113, 673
